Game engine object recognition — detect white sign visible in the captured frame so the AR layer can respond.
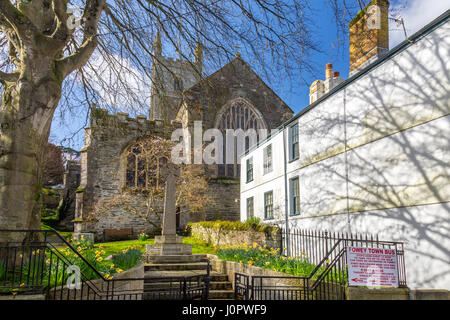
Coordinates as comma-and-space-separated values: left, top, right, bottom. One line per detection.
347, 246, 399, 288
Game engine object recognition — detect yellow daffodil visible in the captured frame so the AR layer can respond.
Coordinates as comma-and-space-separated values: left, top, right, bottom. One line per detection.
97, 257, 103, 262
116, 268, 123, 273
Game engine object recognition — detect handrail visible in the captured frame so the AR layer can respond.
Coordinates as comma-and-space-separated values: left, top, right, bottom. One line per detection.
1, 230, 108, 298
234, 234, 407, 300
0, 229, 105, 280
310, 247, 346, 291
1, 229, 212, 300
45, 241, 104, 294
306, 239, 343, 280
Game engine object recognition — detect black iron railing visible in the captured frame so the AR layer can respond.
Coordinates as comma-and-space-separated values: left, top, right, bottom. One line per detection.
144, 273, 210, 300
235, 228, 407, 300
0, 230, 210, 300
234, 273, 250, 300
280, 228, 407, 287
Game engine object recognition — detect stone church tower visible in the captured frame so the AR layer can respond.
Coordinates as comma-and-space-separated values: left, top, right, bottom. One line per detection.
150, 32, 203, 122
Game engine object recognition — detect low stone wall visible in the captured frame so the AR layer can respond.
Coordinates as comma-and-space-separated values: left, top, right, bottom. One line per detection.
0, 294, 46, 300
412, 289, 449, 300
346, 286, 410, 300
191, 224, 281, 249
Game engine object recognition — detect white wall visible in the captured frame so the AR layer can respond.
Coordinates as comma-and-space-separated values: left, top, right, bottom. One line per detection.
240, 18, 450, 290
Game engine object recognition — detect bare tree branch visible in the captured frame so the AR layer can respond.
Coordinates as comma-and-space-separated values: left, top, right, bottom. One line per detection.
0, 0, 36, 38
0, 69, 18, 82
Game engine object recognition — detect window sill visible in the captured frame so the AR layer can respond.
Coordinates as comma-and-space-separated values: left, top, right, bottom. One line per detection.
288, 157, 299, 163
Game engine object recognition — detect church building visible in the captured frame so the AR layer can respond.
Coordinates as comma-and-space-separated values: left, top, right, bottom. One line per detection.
73, 32, 293, 240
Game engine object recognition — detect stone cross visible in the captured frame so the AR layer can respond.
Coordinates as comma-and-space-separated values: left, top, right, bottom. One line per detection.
161, 164, 180, 236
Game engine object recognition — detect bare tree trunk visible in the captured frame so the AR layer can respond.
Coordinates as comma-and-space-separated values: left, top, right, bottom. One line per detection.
0, 0, 105, 243
0, 74, 61, 242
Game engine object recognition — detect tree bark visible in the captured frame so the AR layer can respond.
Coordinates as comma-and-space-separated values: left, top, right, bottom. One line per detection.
0, 74, 61, 243
0, 0, 105, 243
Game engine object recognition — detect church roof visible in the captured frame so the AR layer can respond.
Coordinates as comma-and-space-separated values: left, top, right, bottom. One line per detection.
181, 55, 294, 115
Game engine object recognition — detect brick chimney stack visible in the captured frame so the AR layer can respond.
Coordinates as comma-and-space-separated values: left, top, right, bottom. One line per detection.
324, 63, 343, 94
325, 63, 334, 80
309, 63, 344, 104
349, 0, 389, 76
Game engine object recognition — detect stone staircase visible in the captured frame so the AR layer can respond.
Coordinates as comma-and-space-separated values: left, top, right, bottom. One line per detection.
144, 255, 234, 300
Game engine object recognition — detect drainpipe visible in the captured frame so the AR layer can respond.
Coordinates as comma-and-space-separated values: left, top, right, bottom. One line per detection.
282, 127, 290, 256
343, 88, 352, 234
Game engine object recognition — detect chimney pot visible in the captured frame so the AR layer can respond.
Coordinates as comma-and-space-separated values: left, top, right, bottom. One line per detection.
325, 63, 333, 80
333, 71, 340, 78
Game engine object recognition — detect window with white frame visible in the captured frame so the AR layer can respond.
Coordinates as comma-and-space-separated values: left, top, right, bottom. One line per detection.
247, 197, 254, 219
263, 144, 272, 174
290, 177, 300, 215
289, 123, 299, 161
264, 191, 273, 219
246, 157, 253, 183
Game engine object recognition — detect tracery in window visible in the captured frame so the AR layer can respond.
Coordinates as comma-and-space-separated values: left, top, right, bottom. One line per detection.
124, 137, 171, 189
215, 98, 267, 177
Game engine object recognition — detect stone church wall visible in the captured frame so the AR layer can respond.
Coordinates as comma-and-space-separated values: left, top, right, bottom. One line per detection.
204, 178, 240, 221
74, 109, 179, 238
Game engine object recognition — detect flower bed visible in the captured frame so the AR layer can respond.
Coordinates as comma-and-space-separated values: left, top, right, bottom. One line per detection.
217, 242, 315, 277
66, 237, 144, 280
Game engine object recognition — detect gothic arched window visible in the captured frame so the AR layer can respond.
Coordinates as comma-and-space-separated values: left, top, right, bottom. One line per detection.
215, 98, 267, 177
124, 137, 170, 189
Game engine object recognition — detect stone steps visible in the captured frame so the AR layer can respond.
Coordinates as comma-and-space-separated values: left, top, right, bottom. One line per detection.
144, 271, 227, 281
143, 260, 234, 300
208, 289, 235, 300
147, 254, 207, 264
145, 262, 208, 271
145, 281, 231, 291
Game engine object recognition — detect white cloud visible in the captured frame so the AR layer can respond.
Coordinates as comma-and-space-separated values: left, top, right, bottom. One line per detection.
81, 50, 151, 115
389, 0, 450, 48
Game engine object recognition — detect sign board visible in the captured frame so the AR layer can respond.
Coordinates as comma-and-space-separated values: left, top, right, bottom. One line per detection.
346, 246, 399, 288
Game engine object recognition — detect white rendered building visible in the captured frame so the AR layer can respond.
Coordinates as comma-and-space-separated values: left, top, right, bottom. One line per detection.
240, 10, 450, 290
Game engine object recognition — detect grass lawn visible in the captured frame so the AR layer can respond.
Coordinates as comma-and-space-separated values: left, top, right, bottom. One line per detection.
93, 236, 217, 257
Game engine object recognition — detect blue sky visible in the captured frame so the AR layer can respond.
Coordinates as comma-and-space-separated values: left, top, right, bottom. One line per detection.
50, 0, 450, 151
